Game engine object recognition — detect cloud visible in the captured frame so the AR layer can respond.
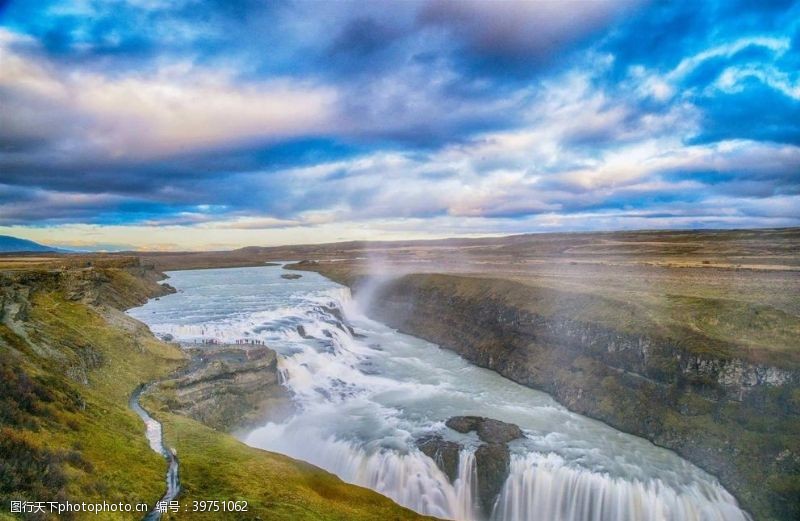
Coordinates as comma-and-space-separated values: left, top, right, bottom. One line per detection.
0, 184, 167, 225
0, 0, 798, 247
417, 0, 641, 74
667, 36, 791, 81
0, 30, 338, 159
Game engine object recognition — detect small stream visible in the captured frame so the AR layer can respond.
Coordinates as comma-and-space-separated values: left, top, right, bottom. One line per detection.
130, 385, 180, 520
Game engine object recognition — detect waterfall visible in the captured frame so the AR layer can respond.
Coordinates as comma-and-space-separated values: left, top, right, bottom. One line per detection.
455, 450, 481, 521
131, 265, 751, 521
245, 423, 482, 520
492, 453, 750, 521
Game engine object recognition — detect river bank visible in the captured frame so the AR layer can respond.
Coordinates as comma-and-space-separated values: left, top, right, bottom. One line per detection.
288, 262, 800, 521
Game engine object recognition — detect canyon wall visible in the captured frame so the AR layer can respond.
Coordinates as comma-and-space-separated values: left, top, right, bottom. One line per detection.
306, 268, 799, 521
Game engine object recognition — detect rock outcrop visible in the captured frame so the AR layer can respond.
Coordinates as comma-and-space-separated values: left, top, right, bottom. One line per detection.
473, 444, 509, 517
446, 416, 524, 444
153, 344, 293, 433
418, 436, 461, 483
418, 416, 524, 518
447, 416, 524, 516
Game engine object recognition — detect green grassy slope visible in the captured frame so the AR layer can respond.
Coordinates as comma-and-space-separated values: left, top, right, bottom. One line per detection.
0, 271, 187, 519
150, 413, 433, 521
0, 266, 431, 520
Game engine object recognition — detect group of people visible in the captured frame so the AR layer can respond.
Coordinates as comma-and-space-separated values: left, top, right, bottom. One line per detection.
191, 337, 266, 346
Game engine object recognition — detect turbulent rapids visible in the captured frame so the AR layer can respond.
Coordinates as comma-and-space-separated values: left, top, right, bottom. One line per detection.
130, 265, 751, 521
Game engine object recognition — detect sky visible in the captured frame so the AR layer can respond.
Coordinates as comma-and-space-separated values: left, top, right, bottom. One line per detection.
0, 0, 798, 250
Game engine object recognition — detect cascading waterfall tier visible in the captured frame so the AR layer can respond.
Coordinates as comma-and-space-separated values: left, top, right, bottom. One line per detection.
493, 453, 747, 521
130, 265, 751, 521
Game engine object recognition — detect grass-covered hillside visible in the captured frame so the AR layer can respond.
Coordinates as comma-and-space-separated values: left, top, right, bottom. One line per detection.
0, 261, 431, 521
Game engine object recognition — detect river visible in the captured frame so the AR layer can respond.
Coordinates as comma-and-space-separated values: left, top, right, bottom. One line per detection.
129, 264, 750, 521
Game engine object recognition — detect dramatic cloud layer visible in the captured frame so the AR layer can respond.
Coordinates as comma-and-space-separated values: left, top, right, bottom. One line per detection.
0, 0, 798, 249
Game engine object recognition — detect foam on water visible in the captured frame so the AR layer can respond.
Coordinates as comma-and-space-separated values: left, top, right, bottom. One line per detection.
129, 265, 750, 521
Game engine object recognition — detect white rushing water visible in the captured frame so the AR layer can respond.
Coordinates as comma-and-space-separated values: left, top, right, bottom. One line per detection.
129, 265, 750, 521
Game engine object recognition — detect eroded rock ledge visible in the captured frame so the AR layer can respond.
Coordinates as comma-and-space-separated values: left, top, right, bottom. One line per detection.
152, 344, 293, 433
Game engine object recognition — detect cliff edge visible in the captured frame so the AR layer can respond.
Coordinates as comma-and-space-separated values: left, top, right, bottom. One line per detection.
290, 262, 800, 521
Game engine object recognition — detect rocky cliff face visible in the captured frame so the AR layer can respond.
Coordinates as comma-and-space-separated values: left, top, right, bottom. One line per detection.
151, 344, 293, 433
323, 272, 800, 521
1, 261, 175, 316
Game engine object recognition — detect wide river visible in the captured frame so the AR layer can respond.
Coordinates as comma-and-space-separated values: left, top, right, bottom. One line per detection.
129, 265, 750, 521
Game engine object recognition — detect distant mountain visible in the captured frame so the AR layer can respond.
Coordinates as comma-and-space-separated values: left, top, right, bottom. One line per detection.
0, 235, 70, 253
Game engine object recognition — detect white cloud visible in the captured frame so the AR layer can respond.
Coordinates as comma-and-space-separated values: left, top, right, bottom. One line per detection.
668, 36, 790, 81
0, 29, 338, 158
715, 65, 800, 99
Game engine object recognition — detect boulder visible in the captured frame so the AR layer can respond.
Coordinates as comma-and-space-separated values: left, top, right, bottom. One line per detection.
474, 443, 511, 516
417, 436, 461, 483
444, 415, 523, 517
445, 416, 523, 444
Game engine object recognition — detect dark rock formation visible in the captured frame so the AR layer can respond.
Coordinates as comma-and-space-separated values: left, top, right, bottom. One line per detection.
474, 443, 510, 516
417, 416, 524, 518
444, 416, 523, 516
446, 416, 524, 445
323, 304, 346, 324
417, 435, 461, 483
444, 416, 480, 434
296, 325, 312, 339
320, 304, 365, 338
281, 273, 302, 280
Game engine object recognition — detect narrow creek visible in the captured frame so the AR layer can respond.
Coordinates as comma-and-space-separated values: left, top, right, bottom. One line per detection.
130, 385, 180, 520
129, 264, 751, 521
